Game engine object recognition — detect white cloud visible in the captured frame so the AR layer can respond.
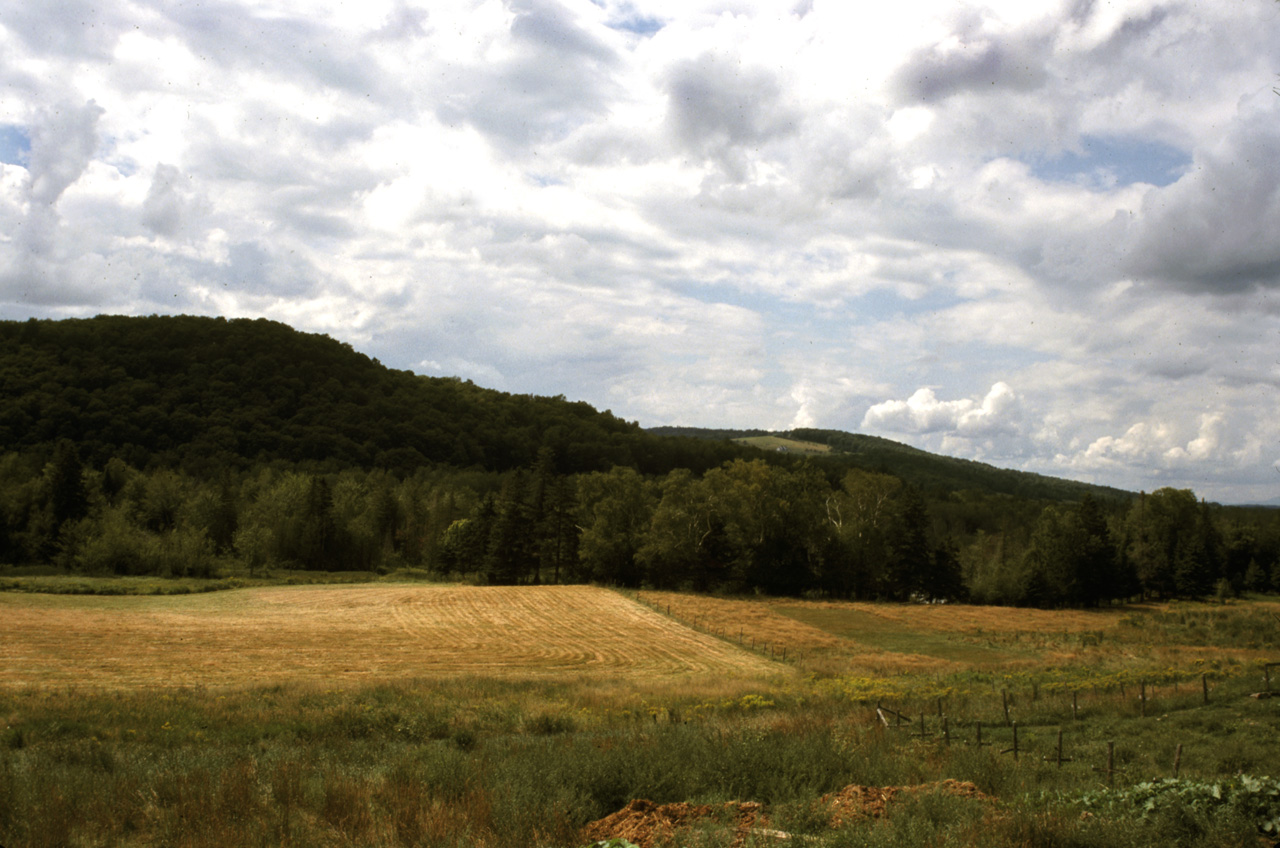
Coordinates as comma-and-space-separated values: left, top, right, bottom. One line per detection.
2, 0, 1280, 501
1124, 92, 1280, 293
863, 382, 1022, 439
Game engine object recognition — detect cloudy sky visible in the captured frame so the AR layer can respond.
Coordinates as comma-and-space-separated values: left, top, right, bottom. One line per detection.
2, 0, 1280, 502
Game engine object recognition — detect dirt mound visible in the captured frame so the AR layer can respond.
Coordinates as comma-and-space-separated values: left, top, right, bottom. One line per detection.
583, 780, 989, 846
822, 779, 988, 826
581, 798, 766, 848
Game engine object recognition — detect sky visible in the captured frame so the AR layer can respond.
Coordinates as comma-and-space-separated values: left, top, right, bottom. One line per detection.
2, 0, 1280, 503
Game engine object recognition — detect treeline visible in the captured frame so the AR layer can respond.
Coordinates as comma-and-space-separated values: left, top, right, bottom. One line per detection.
5, 314, 1278, 606
5, 443, 1279, 605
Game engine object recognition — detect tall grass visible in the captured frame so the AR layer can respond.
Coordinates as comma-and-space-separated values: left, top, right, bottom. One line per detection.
1, 665, 1276, 847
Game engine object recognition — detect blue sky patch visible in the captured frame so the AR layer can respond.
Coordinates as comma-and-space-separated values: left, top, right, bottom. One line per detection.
589, 0, 663, 34
608, 14, 663, 35
0, 125, 30, 166
1029, 134, 1190, 188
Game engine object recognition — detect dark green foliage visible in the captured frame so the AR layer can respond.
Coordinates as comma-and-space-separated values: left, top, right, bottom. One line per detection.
484, 472, 537, 584
48, 440, 88, 530
0, 315, 739, 477
1125, 489, 1229, 599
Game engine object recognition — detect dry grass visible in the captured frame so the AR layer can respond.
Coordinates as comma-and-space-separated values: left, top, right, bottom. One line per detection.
0, 584, 784, 689
636, 592, 1279, 678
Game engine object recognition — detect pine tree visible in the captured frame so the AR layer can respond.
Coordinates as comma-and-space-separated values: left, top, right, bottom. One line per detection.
48, 440, 88, 531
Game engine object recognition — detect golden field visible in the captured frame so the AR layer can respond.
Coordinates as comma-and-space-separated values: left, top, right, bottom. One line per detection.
637, 590, 1280, 678
0, 584, 782, 689
3, 582, 1275, 693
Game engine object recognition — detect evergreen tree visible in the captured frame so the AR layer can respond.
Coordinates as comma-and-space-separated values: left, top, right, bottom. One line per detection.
48, 440, 88, 531
300, 476, 338, 570
484, 472, 536, 585
1076, 495, 1117, 605
887, 485, 932, 600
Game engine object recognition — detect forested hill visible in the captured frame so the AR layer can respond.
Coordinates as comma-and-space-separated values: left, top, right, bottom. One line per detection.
647, 426, 1132, 503
5, 314, 1126, 503
0, 315, 746, 476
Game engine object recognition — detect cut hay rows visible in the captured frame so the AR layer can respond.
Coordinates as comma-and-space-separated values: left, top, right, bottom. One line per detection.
0, 585, 783, 689
639, 592, 1278, 677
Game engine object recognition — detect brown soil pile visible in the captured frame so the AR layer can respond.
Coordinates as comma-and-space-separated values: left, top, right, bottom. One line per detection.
583, 780, 989, 846
821, 779, 988, 827
581, 798, 766, 848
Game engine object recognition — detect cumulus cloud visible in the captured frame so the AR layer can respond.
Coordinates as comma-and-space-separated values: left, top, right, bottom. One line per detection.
663, 51, 798, 173
141, 164, 199, 237
0, 100, 105, 301
437, 0, 624, 147
890, 11, 1051, 103
26, 101, 103, 209
1124, 92, 1280, 293
863, 382, 1021, 439
1075, 412, 1232, 471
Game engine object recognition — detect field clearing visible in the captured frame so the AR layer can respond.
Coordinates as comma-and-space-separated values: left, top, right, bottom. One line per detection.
3, 587, 1278, 847
0, 584, 784, 689
732, 435, 831, 454
637, 591, 1280, 677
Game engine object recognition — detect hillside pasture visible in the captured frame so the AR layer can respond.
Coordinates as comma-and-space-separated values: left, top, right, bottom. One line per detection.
732, 434, 831, 454
0, 584, 783, 689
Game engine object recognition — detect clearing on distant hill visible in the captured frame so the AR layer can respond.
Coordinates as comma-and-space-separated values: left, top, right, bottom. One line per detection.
733, 435, 831, 455
0, 585, 781, 689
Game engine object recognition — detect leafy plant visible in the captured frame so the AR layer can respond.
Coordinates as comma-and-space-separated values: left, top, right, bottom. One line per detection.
1077, 775, 1280, 835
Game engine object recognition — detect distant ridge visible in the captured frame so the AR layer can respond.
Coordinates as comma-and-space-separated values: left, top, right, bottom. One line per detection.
646, 426, 1133, 503
2, 314, 1131, 502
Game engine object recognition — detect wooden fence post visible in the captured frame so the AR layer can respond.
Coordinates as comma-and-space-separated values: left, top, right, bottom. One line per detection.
1202, 673, 1209, 705
1001, 722, 1019, 759
1174, 743, 1183, 778
912, 712, 932, 740
1043, 728, 1073, 768
974, 720, 990, 749
1072, 690, 1079, 721
1091, 741, 1119, 786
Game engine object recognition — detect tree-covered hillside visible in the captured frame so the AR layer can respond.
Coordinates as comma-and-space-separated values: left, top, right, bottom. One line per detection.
4, 315, 1278, 607
0, 316, 745, 476
647, 426, 1131, 502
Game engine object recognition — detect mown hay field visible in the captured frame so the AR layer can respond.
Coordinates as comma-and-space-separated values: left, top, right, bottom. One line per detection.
636, 591, 1280, 679
0, 584, 783, 689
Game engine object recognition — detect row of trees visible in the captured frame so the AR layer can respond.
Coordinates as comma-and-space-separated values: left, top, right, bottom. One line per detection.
5, 444, 1280, 606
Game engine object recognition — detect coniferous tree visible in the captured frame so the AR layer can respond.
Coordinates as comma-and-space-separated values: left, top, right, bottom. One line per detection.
48, 440, 88, 532
300, 476, 338, 570
484, 472, 536, 585
887, 485, 932, 600
1076, 494, 1117, 605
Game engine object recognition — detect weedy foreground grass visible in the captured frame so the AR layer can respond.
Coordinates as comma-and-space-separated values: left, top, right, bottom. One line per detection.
0, 589, 1277, 847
